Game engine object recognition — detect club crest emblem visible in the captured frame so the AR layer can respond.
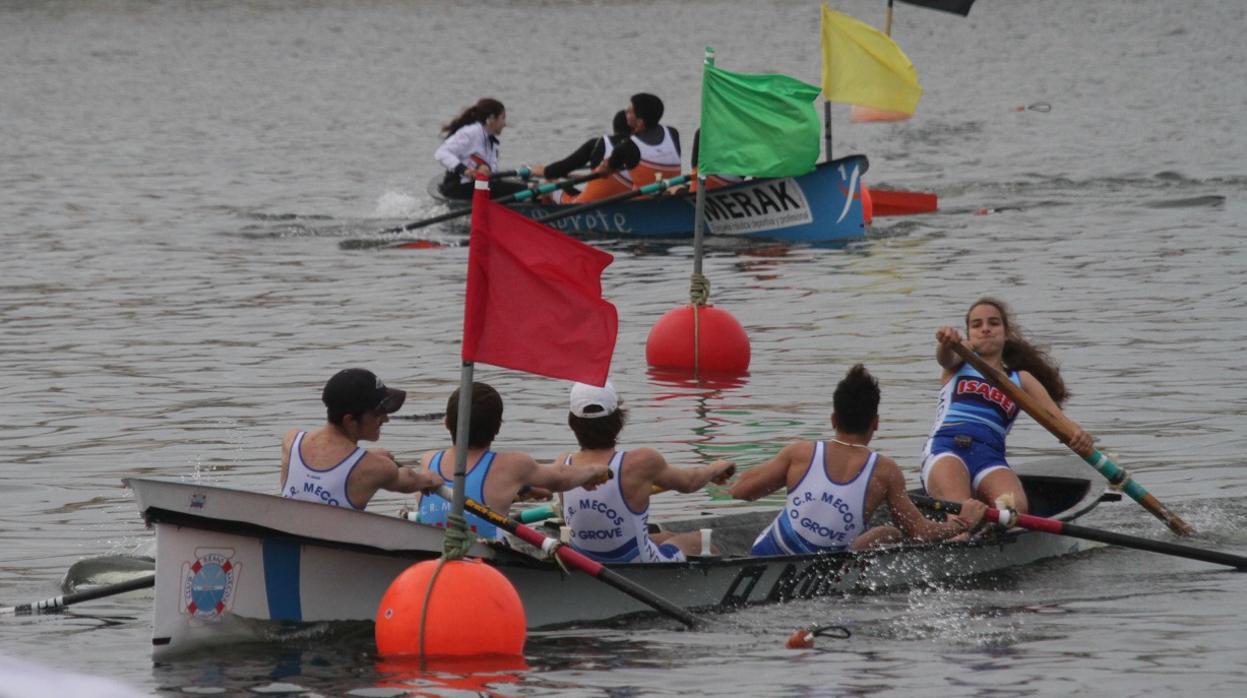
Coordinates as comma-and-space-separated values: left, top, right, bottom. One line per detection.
181, 548, 240, 619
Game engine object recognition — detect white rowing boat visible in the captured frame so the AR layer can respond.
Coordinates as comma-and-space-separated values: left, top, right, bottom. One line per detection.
125, 455, 1112, 657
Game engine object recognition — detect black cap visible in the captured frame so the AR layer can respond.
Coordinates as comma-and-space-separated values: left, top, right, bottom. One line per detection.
322, 368, 406, 418
630, 93, 664, 127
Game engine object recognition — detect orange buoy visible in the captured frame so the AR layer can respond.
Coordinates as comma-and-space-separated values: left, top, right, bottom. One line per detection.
645, 304, 750, 374
861, 183, 874, 226
375, 559, 525, 658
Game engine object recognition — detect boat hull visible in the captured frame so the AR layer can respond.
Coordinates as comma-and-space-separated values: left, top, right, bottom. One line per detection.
127, 456, 1107, 657
433, 156, 870, 243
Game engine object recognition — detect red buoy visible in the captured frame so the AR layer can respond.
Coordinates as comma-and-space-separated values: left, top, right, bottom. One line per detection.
375, 559, 526, 658
860, 183, 874, 226
645, 304, 750, 374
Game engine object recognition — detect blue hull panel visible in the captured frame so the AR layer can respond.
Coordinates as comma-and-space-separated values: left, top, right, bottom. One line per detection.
512, 155, 869, 243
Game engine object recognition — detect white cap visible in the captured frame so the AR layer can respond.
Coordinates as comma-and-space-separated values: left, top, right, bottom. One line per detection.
569, 379, 618, 418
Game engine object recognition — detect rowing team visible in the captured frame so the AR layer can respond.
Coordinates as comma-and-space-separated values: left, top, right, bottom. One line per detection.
432, 94, 741, 206
279, 297, 1091, 563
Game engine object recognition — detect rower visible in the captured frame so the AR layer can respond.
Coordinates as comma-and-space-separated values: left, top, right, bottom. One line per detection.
433, 97, 529, 200
534, 110, 641, 205
280, 368, 441, 511
412, 382, 610, 540
557, 380, 736, 563
613, 93, 682, 190
731, 364, 986, 555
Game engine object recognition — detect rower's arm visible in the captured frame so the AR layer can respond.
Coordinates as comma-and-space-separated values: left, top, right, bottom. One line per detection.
729, 444, 799, 501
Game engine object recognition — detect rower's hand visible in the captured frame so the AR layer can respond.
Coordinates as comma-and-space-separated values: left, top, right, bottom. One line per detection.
957, 499, 987, 528
710, 461, 737, 485
1066, 427, 1094, 457
583, 465, 612, 490
530, 164, 546, 178
936, 326, 963, 348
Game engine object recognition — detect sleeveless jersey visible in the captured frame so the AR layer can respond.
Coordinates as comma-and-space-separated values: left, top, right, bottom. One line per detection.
927, 363, 1022, 445
561, 452, 674, 563
551, 135, 633, 204
626, 126, 681, 187
417, 450, 499, 539
282, 431, 367, 510
750, 443, 878, 555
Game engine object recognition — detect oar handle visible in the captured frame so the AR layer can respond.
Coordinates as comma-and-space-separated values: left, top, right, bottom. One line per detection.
435, 485, 699, 628
540, 174, 689, 224
947, 343, 1195, 536
910, 494, 1244, 571
515, 484, 666, 524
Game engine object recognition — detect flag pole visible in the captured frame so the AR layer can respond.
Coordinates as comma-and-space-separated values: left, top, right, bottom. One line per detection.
885, 0, 894, 36
691, 46, 716, 377
450, 360, 474, 524
823, 101, 833, 162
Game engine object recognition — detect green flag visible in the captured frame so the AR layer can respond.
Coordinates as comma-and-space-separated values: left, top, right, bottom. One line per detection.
698, 63, 822, 178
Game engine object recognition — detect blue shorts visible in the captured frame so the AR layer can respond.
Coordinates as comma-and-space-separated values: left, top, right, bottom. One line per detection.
921, 423, 1011, 492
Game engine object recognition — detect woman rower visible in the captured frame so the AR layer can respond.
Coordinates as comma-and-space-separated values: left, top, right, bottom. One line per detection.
434, 97, 527, 199
922, 297, 1093, 515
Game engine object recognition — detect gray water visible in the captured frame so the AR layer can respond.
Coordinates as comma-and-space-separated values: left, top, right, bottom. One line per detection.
2, 0, 1247, 695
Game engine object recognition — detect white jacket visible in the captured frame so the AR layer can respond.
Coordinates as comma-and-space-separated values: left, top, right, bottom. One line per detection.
434, 122, 500, 184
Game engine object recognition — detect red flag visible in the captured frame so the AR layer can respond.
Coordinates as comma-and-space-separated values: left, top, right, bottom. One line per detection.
462, 179, 618, 386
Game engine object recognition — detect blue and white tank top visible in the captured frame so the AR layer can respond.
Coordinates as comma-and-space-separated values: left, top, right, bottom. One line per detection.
927, 363, 1022, 445
561, 451, 670, 563
282, 431, 368, 510
417, 449, 499, 539
750, 442, 877, 556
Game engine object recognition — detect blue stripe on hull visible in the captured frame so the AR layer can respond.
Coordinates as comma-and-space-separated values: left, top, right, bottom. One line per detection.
262, 539, 302, 621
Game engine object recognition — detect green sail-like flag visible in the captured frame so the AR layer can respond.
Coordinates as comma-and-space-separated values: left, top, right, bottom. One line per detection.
697, 63, 822, 179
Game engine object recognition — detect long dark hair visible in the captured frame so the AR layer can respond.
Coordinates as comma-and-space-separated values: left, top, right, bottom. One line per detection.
967, 297, 1070, 405
441, 98, 505, 136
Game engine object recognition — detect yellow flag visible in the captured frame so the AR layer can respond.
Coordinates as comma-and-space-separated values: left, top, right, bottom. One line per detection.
821, 5, 923, 114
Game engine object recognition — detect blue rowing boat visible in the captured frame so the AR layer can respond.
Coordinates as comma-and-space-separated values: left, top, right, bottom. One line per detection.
431, 155, 870, 244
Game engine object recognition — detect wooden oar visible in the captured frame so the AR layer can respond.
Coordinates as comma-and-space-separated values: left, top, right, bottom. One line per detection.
1, 574, 155, 615
948, 342, 1196, 536
912, 495, 1245, 571
376, 170, 608, 236
539, 174, 690, 224
435, 485, 699, 628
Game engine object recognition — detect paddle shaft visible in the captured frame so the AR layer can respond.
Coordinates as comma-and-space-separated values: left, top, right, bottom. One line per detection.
1, 574, 155, 615
539, 174, 689, 224
435, 485, 699, 628
380, 170, 608, 235
912, 495, 1245, 571
948, 343, 1195, 536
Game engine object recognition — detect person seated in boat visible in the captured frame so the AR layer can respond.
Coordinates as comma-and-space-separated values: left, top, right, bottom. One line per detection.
532, 109, 641, 205
281, 368, 442, 511
923, 297, 1094, 516
433, 97, 528, 200
613, 92, 683, 189
730, 364, 987, 555
413, 382, 611, 541
531, 109, 631, 181
557, 380, 737, 563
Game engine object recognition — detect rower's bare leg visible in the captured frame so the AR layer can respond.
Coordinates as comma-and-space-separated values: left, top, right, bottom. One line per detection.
975, 468, 1029, 516
924, 455, 973, 501
924, 456, 974, 540
850, 526, 903, 550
